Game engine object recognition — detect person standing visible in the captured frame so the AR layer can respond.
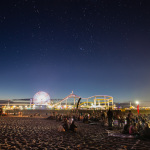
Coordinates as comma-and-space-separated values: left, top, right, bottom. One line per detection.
107, 108, 113, 127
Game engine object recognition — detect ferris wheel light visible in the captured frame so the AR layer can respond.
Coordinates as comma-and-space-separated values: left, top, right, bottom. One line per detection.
33, 91, 50, 105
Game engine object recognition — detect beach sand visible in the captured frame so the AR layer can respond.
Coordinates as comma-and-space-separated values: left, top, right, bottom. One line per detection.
0, 116, 150, 150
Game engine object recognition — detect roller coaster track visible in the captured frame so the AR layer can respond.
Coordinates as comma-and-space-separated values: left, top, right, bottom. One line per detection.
52, 93, 80, 107
52, 94, 113, 108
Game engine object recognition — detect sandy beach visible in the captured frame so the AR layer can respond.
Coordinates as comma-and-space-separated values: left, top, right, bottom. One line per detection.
0, 116, 150, 150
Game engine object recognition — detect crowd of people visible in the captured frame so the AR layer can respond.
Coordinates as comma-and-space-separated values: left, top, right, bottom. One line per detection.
123, 110, 150, 139
46, 109, 150, 139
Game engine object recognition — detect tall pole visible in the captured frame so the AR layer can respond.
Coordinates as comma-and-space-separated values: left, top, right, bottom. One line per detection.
136, 101, 139, 115
137, 104, 139, 115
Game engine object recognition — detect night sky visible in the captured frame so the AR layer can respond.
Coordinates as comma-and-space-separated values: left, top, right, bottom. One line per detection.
0, 0, 150, 102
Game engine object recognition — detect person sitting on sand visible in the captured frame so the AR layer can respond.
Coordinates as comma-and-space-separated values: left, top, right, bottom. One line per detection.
143, 123, 150, 139
70, 121, 77, 132
122, 123, 130, 134
137, 121, 143, 133
63, 118, 69, 131
83, 115, 88, 123
129, 123, 138, 135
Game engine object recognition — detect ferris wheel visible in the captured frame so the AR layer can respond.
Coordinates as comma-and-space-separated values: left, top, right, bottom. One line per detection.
33, 91, 50, 105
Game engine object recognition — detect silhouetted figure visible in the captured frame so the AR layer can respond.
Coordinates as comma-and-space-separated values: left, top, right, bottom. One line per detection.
107, 108, 113, 128
143, 123, 150, 139
70, 121, 77, 132
63, 119, 69, 131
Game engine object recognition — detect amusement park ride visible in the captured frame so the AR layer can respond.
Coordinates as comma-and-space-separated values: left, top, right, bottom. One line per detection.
31, 91, 114, 110
1, 91, 113, 110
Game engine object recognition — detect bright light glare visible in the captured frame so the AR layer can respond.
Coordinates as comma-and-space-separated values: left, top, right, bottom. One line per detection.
57, 105, 61, 109
48, 105, 52, 108
135, 101, 139, 105
33, 91, 50, 105
19, 106, 23, 110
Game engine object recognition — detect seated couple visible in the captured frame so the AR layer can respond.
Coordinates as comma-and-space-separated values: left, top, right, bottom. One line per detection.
58, 120, 77, 132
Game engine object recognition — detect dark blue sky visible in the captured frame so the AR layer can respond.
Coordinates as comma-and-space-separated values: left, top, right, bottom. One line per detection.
0, 0, 150, 102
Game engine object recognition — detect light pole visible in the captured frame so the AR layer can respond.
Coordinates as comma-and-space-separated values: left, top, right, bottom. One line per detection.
135, 101, 139, 115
